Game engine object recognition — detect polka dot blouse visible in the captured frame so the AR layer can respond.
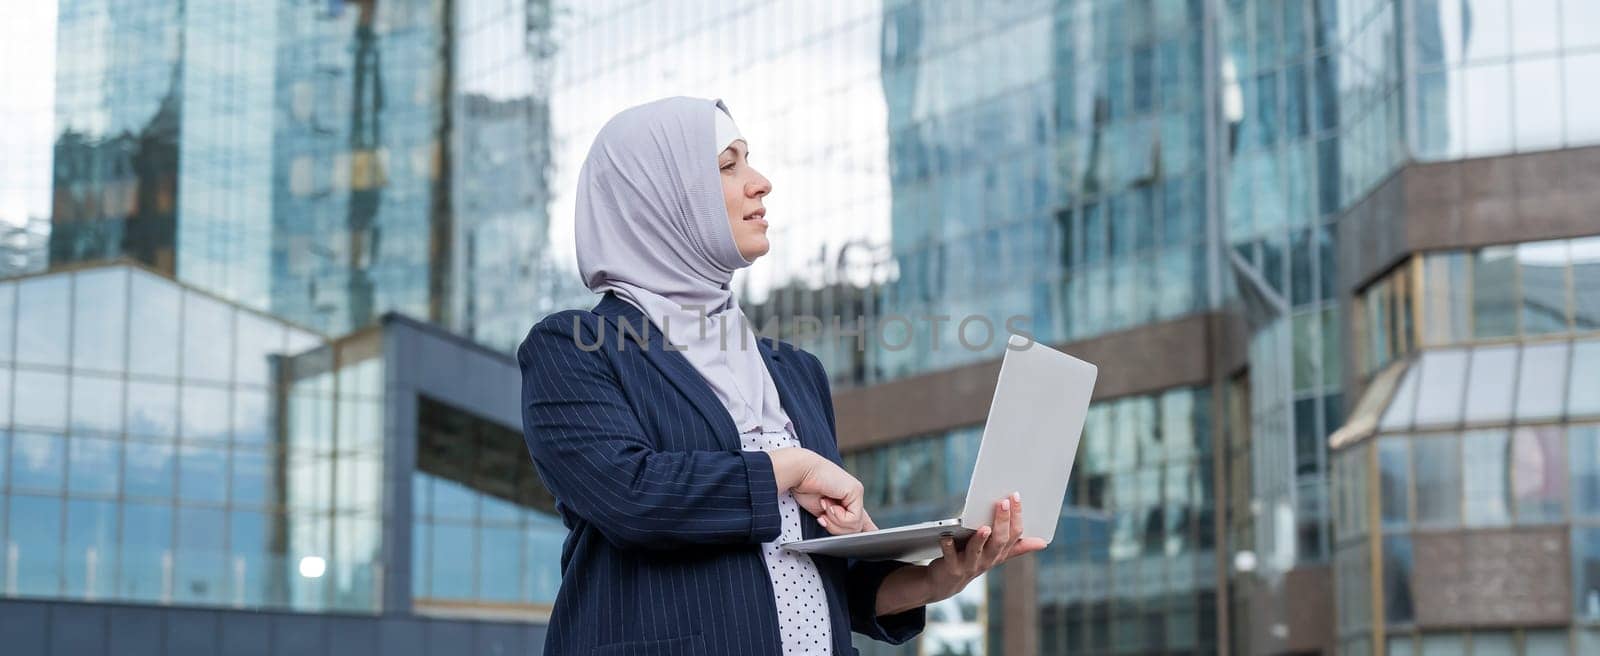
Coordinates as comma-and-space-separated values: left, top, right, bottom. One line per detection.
741, 424, 835, 655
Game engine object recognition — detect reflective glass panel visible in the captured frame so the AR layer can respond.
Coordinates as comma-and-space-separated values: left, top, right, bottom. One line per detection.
232, 388, 271, 445
123, 440, 175, 500
68, 436, 121, 497
1516, 341, 1569, 420
1413, 350, 1468, 427
1570, 340, 1600, 419
13, 369, 69, 430
1513, 426, 1566, 523
1382, 535, 1414, 623
1567, 54, 1600, 146
71, 268, 128, 373
1519, 240, 1570, 335
1523, 630, 1567, 656
1572, 425, 1600, 518
1421, 253, 1469, 346
128, 270, 180, 378
429, 522, 473, 599
1574, 237, 1600, 331
63, 499, 117, 599
0, 282, 13, 362
1577, 526, 1600, 621
120, 502, 172, 602
181, 384, 231, 442
179, 443, 228, 504
174, 506, 227, 604
1413, 434, 1461, 526
69, 374, 123, 435
1462, 345, 1516, 424
1380, 364, 1420, 430
16, 275, 70, 367
479, 525, 521, 602
11, 431, 64, 492
1471, 632, 1514, 656
1462, 429, 1511, 526
1377, 437, 1410, 527
125, 380, 178, 437
1419, 633, 1464, 656
1513, 57, 1563, 152
182, 291, 234, 383
9, 494, 63, 596
1472, 247, 1518, 339
231, 447, 274, 508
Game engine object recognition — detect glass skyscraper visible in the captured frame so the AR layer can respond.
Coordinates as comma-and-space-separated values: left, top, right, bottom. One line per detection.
20, 1, 1600, 655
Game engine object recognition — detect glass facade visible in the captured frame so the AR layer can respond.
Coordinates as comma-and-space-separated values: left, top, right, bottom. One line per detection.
845, 385, 1216, 655
412, 396, 562, 616
0, 264, 380, 611
1357, 236, 1600, 376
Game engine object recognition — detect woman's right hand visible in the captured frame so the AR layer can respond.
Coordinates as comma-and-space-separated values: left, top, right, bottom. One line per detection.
770, 448, 872, 535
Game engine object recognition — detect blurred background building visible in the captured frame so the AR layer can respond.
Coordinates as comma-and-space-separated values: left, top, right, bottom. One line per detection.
3, 1, 1600, 655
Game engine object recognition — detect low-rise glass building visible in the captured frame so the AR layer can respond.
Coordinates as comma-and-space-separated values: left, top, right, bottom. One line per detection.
0, 262, 560, 655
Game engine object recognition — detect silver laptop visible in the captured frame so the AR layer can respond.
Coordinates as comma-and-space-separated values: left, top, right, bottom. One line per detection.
781, 334, 1097, 562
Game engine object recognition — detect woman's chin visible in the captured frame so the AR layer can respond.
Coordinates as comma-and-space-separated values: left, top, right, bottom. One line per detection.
739, 238, 770, 262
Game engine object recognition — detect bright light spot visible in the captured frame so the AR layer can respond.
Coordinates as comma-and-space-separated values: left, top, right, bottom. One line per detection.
298, 555, 326, 579
1233, 550, 1257, 573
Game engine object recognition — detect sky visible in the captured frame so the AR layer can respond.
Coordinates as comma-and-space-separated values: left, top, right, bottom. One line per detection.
0, 1, 58, 227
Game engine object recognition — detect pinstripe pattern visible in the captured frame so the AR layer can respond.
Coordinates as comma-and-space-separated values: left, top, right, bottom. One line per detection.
519, 291, 926, 655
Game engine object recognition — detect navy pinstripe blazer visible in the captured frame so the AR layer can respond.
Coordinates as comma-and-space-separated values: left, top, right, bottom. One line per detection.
518, 291, 926, 655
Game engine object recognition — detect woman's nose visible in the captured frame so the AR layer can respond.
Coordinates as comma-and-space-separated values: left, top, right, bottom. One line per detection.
749, 173, 772, 198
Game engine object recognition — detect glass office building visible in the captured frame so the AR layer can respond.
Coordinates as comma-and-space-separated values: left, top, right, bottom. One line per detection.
26, 0, 1600, 654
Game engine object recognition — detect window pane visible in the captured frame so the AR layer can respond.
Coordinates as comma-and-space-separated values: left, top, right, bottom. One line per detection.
1463, 63, 1512, 157
1377, 437, 1410, 527
1473, 247, 1518, 339
1462, 429, 1511, 526
16, 275, 70, 367
1574, 237, 1600, 331
1382, 535, 1414, 624
1421, 253, 1469, 346
68, 436, 121, 497
232, 388, 271, 445
125, 381, 177, 437
9, 495, 63, 596
1577, 526, 1600, 621
1413, 350, 1468, 427
120, 502, 172, 602
174, 506, 227, 604
69, 374, 123, 434
124, 440, 175, 500
1420, 633, 1464, 656
1463, 0, 1510, 60
479, 525, 520, 602
128, 270, 180, 378
71, 268, 128, 372
1513, 426, 1566, 523
1414, 435, 1461, 526
228, 510, 281, 608
1462, 345, 1516, 424
181, 384, 231, 442
182, 291, 234, 383
1471, 632, 1514, 656
179, 443, 228, 504
1572, 340, 1600, 417
1573, 425, 1600, 517
1380, 364, 1421, 431
12, 431, 65, 492
1513, 57, 1563, 152
1519, 240, 1570, 335
0, 282, 14, 362
63, 499, 117, 599
14, 369, 68, 433
1523, 630, 1567, 656
1566, 53, 1600, 146
430, 522, 473, 599
1516, 341, 1570, 420
231, 447, 274, 508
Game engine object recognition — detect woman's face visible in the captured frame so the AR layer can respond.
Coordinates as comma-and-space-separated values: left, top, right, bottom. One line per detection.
719, 140, 772, 262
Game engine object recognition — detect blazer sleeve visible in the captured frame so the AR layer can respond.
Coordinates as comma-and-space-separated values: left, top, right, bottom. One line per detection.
797, 349, 927, 645
518, 312, 782, 551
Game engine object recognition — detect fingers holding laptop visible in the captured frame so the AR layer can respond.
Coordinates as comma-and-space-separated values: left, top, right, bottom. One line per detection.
924, 492, 1049, 603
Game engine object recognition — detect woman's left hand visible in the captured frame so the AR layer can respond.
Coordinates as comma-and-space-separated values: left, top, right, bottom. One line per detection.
794, 492, 878, 535
922, 492, 1047, 604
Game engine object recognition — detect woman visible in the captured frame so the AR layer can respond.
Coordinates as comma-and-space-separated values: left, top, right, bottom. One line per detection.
518, 97, 1044, 655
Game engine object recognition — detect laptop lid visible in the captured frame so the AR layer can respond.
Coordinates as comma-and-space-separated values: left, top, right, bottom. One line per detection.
957, 334, 1097, 542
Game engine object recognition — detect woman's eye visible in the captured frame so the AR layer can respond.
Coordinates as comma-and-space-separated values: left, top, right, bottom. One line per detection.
720, 162, 735, 171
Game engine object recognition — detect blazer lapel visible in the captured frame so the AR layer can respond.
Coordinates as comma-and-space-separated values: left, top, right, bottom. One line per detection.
756, 337, 827, 456
590, 293, 742, 452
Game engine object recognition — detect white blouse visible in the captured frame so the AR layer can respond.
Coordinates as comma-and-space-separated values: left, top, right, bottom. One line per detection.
741, 423, 835, 655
